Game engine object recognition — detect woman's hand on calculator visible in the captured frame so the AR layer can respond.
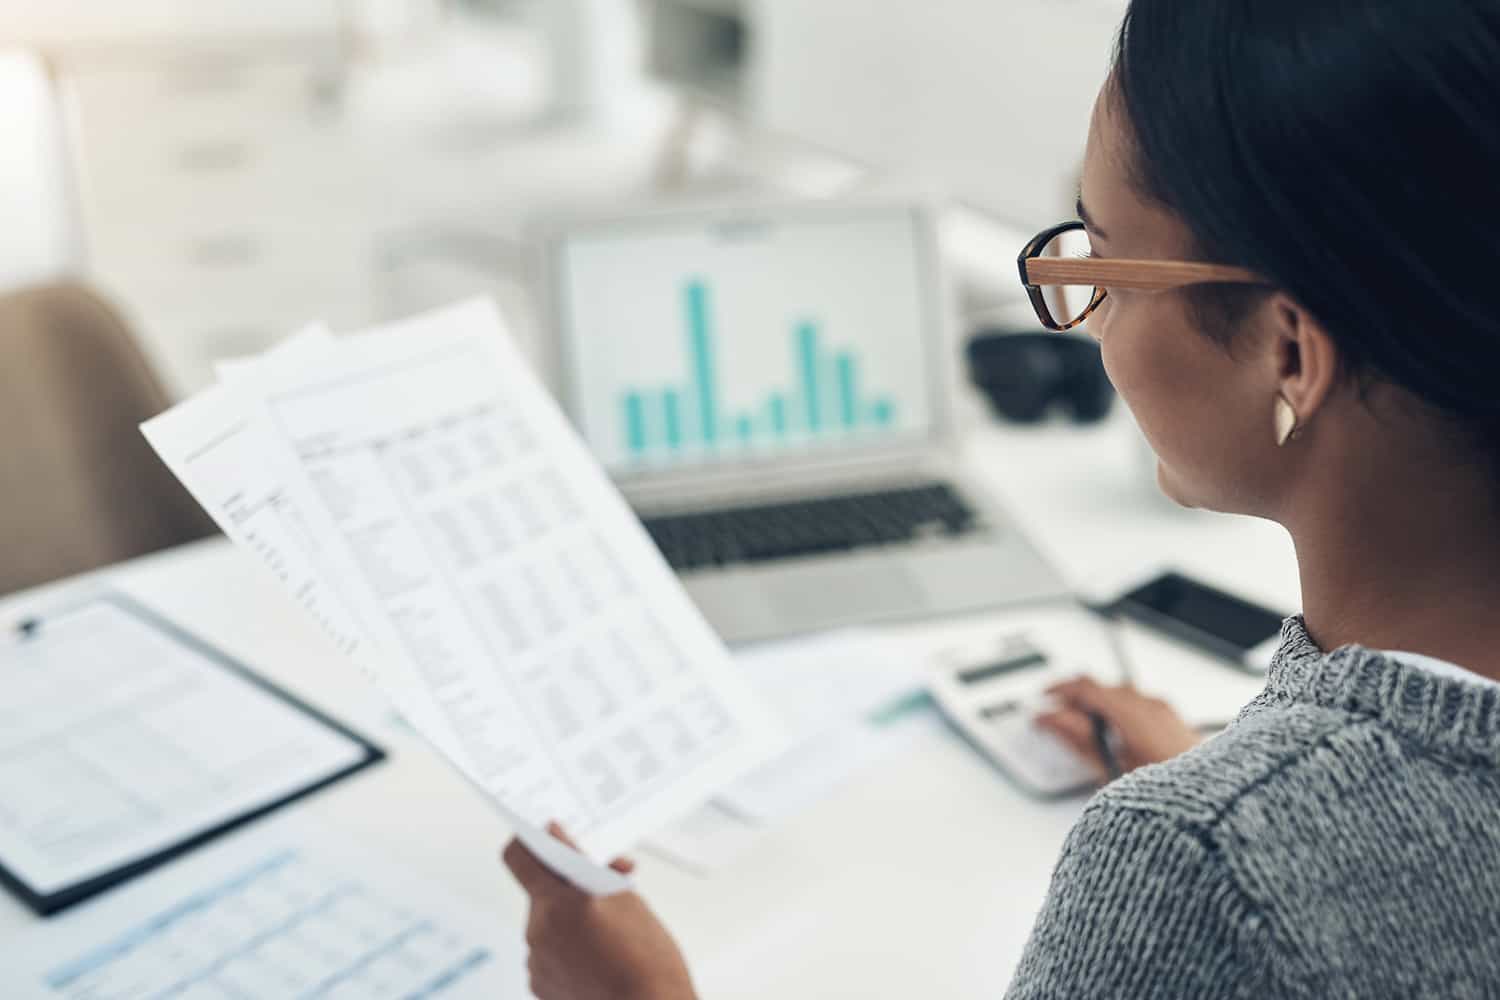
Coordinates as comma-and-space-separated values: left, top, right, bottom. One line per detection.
1035, 677, 1203, 775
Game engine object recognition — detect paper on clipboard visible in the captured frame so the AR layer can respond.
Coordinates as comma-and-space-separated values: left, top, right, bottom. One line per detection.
0, 598, 379, 911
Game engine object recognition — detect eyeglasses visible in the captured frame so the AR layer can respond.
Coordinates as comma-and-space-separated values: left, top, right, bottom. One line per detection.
1017, 220, 1266, 332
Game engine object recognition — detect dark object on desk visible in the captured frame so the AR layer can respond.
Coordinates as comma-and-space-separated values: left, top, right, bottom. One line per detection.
1091, 713, 1123, 780
965, 328, 1114, 424
1104, 570, 1287, 672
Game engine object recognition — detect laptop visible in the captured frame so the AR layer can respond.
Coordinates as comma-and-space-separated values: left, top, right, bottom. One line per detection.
543, 196, 1069, 643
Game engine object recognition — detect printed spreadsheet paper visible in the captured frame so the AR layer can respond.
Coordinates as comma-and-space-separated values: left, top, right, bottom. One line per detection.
0, 601, 370, 899
142, 299, 778, 888
0, 815, 527, 999
145, 331, 627, 896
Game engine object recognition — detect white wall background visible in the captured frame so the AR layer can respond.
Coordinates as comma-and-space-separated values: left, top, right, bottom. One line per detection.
0, 50, 74, 292
753, 0, 1126, 228
0, 1, 339, 46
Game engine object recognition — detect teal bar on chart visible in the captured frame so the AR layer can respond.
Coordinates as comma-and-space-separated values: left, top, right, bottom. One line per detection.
663, 389, 683, 450
623, 392, 647, 456
835, 353, 858, 429
768, 393, 788, 439
686, 280, 718, 447
735, 415, 753, 444
797, 322, 821, 432
871, 398, 895, 426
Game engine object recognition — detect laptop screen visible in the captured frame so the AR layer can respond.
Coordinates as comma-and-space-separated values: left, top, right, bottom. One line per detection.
555, 205, 939, 477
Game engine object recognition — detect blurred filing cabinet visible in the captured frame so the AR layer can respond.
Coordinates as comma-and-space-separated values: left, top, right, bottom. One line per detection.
43, 9, 668, 393
57, 49, 378, 391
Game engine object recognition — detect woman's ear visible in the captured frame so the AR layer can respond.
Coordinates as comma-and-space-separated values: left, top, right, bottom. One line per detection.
1268, 294, 1340, 431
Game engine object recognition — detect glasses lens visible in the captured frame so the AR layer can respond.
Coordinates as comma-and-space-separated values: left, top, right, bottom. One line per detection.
1038, 227, 1098, 327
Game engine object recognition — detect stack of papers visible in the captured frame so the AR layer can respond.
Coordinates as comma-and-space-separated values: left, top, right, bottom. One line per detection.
141, 300, 779, 893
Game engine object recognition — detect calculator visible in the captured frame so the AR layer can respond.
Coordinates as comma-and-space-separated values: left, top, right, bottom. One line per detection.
926, 605, 1127, 797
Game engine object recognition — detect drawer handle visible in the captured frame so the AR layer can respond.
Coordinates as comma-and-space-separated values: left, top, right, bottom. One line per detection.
176, 142, 252, 173
162, 66, 250, 98
188, 236, 260, 268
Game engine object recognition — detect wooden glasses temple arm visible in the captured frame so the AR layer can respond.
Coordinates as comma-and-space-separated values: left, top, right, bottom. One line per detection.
1024, 256, 1263, 291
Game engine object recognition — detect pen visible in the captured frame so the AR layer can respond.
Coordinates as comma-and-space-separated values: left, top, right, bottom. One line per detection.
1088, 601, 1136, 686
1091, 712, 1122, 781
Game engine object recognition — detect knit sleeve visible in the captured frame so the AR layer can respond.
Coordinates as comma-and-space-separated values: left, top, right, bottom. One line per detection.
1004, 801, 1278, 1000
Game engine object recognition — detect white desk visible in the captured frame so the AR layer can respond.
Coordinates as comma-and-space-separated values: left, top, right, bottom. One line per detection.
0, 407, 1297, 998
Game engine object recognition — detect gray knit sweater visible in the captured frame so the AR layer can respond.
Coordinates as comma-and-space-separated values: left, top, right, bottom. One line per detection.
1006, 617, 1500, 998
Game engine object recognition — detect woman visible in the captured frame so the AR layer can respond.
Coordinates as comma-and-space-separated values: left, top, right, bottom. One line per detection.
503, 0, 1500, 995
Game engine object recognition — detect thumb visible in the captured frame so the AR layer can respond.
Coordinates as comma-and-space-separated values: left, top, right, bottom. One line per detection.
502, 837, 571, 898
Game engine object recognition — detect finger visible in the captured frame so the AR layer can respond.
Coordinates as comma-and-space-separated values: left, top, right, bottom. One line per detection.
533, 822, 637, 886
502, 838, 570, 898
546, 820, 580, 850
1046, 676, 1133, 718
1035, 709, 1105, 765
540, 827, 633, 881
543, 820, 635, 873
1045, 675, 1104, 700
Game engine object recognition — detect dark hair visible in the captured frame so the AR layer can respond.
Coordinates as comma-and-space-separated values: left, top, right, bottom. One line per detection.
1113, 0, 1500, 459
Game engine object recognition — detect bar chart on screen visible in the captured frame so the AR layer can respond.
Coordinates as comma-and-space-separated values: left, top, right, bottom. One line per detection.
560, 208, 935, 472
618, 279, 899, 461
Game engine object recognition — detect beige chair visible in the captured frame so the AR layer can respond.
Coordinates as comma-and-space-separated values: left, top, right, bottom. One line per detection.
0, 283, 216, 595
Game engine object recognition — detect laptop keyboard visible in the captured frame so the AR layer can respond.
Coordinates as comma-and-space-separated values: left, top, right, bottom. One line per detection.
642, 482, 983, 571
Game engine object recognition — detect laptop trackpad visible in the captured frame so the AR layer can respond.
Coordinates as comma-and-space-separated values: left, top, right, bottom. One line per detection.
765, 563, 927, 628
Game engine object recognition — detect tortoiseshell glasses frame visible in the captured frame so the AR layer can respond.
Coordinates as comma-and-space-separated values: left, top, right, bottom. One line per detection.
1017, 220, 1267, 332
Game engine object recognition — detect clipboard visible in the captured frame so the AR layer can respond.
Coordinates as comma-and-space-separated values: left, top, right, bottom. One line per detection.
0, 593, 383, 916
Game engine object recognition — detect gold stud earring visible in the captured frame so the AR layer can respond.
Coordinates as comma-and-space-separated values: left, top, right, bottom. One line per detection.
1274, 394, 1299, 447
